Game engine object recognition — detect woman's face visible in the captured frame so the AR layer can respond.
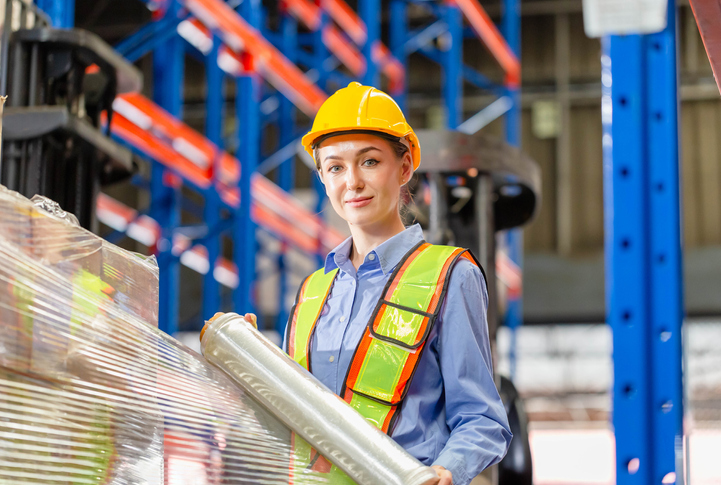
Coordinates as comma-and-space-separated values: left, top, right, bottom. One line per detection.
317, 133, 413, 231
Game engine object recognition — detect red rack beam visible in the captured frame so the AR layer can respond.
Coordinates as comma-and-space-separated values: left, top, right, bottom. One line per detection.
284, 0, 405, 91
689, 0, 721, 94
97, 193, 331, 288
451, 0, 521, 87
98, 191, 519, 294
283, 0, 322, 30
183, 0, 327, 116
323, 24, 367, 76
322, 0, 367, 46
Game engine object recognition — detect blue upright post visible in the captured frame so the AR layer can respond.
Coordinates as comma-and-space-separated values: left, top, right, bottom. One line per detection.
647, 2, 684, 482
389, 0, 408, 110
313, 12, 328, 90
37, 0, 74, 28
502, 0, 523, 379
603, 0, 683, 482
234, 0, 261, 319
359, 0, 380, 87
503, 0, 521, 146
279, 16, 298, 195
276, 13, 298, 335
311, 11, 329, 267
203, 35, 224, 320
152, 6, 184, 335
441, 3, 463, 129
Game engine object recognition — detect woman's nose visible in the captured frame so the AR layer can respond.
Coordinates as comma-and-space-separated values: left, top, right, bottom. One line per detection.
345, 166, 363, 190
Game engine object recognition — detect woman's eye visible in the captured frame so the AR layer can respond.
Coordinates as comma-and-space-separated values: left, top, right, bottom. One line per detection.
363, 159, 379, 167
328, 165, 341, 173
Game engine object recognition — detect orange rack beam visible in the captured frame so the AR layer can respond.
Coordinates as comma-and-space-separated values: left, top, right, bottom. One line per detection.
98, 191, 519, 292
183, 0, 327, 116
322, 0, 367, 46
284, 0, 405, 91
452, 0, 521, 87
97, 193, 240, 287
323, 24, 367, 76
689, 0, 721, 94
109, 93, 345, 257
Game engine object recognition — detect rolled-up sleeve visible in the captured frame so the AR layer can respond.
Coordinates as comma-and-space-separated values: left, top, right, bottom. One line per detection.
431, 259, 512, 485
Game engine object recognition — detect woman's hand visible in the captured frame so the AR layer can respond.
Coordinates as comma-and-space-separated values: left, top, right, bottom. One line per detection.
431, 465, 453, 485
243, 313, 258, 328
200, 312, 258, 343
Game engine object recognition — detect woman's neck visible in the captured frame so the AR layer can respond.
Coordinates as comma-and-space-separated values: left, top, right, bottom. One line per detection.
348, 217, 407, 269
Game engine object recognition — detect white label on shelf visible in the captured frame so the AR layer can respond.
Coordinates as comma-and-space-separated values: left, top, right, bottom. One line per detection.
582, 0, 668, 37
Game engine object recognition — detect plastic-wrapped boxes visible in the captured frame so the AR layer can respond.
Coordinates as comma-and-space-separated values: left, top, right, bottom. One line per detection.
0, 186, 314, 484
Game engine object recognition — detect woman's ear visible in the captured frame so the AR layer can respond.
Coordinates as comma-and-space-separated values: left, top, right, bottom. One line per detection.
400, 152, 414, 185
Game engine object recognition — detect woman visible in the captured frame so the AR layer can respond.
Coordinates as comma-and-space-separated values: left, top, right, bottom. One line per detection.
283, 83, 512, 485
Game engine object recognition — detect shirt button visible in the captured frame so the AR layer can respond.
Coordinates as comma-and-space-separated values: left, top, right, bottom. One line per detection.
368, 254, 376, 261
340, 316, 346, 322
329, 355, 335, 363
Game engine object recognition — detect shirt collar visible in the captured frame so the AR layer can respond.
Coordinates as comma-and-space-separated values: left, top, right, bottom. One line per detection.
323, 224, 425, 275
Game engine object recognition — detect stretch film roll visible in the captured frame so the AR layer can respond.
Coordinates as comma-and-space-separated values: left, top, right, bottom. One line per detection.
200, 313, 440, 485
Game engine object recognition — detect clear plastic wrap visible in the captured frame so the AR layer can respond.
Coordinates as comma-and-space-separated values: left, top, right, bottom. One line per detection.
0, 186, 326, 484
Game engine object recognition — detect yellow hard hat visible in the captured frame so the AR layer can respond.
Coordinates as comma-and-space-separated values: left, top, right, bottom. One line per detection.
302, 82, 421, 170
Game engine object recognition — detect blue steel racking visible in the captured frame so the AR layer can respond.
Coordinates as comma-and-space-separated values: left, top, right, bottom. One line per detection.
36, 0, 525, 338
18, 0, 688, 481
104, 0, 526, 339
602, 0, 684, 483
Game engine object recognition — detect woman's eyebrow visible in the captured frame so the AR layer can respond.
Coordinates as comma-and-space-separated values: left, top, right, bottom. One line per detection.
355, 146, 381, 156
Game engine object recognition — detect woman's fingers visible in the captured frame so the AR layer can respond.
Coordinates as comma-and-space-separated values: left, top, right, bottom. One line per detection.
431, 466, 453, 485
201, 312, 257, 343
244, 313, 258, 329
200, 312, 225, 343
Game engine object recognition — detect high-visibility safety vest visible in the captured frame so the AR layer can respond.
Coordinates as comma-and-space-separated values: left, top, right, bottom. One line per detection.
286, 241, 483, 484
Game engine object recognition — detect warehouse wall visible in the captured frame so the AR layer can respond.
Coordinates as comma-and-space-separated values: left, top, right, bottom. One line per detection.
511, 7, 721, 256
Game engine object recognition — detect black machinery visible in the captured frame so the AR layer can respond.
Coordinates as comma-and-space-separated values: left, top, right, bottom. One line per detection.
414, 129, 540, 485
0, 0, 141, 231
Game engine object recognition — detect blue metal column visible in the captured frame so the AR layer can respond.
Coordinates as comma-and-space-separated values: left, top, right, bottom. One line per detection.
502, 0, 523, 377
603, 0, 683, 482
389, 0, 408, 110
360, 0, 380, 87
442, 3, 463, 129
37, 0, 74, 28
647, 2, 684, 481
152, 5, 184, 335
203, 35, 224, 320
276, 13, 298, 334
234, 0, 261, 318
503, 0, 521, 146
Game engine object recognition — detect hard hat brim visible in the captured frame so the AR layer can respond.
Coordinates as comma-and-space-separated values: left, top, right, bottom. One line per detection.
302, 127, 421, 170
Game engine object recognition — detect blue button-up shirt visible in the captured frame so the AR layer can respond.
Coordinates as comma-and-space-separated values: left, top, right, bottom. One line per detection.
283, 224, 511, 485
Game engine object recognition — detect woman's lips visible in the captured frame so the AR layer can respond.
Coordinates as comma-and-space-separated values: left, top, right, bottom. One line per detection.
345, 197, 373, 208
